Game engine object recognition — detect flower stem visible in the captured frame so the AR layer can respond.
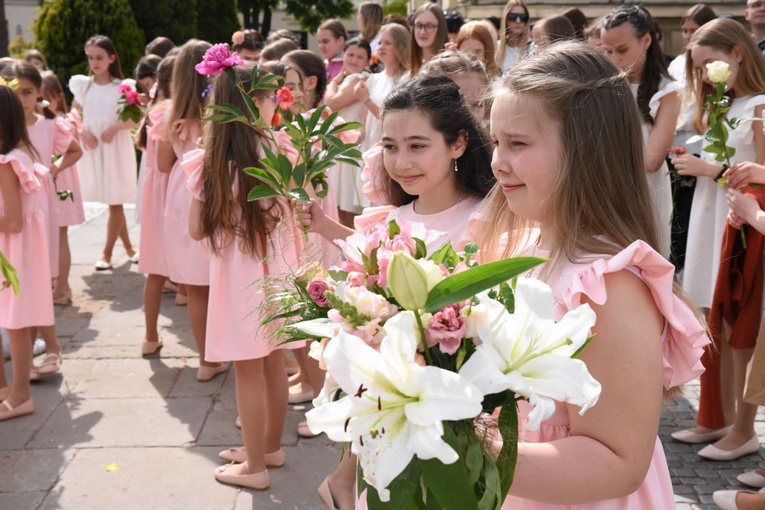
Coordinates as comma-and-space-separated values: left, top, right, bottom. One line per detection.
413, 311, 432, 364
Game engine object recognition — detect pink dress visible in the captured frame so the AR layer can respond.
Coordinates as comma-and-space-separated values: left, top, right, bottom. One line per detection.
27, 114, 70, 278
138, 102, 171, 276
162, 118, 210, 286
0, 150, 54, 329
501, 241, 709, 509
55, 112, 86, 226
182, 149, 306, 362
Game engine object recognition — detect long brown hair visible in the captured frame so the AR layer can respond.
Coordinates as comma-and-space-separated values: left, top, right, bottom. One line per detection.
478, 41, 659, 266
167, 39, 210, 144
378, 23, 410, 75
409, 3, 448, 76
686, 18, 765, 133
358, 2, 383, 42
0, 85, 39, 161
496, 0, 530, 68
85, 35, 123, 80
41, 71, 68, 115
200, 65, 284, 257
455, 21, 499, 77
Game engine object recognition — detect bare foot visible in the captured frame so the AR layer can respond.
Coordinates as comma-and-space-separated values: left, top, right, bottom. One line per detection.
737, 492, 765, 510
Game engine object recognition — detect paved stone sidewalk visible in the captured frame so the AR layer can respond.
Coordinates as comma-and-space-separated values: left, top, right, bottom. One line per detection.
0, 205, 763, 510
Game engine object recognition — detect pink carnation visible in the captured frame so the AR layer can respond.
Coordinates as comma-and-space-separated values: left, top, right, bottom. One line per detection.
307, 279, 330, 308
195, 43, 244, 77
425, 304, 466, 355
125, 90, 141, 106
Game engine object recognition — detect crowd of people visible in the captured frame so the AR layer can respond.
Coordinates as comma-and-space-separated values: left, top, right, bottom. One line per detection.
2, 0, 765, 508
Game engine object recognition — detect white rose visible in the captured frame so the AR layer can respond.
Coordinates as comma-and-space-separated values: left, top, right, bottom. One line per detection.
706, 61, 731, 84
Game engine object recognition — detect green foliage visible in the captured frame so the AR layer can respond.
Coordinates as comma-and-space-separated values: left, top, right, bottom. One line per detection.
196, 0, 240, 44
8, 36, 35, 59
0, 249, 19, 296
35, 0, 145, 81
284, 0, 355, 33
129, 0, 197, 46
382, 0, 408, 17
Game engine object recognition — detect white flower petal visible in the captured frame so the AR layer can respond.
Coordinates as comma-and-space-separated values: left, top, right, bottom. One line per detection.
324, 331, 399, 399
458, 346, 513, 395
407, 422, 460, 464
545, 304, 597, 357
514, 277, 556, 322
306, 396, 365, 441
404, 366, 483, 426
516, 355, 601, 413
525, 394, 556, 431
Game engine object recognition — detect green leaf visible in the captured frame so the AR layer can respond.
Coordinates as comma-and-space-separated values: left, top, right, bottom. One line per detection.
239, 87, 261, 120
363, 458, 422, 510
423, 257, 547, 313
288, 318, 333, 339
414, 238, 427, 259
0, 249, 19, 296
685, 134, 704, 145
429, 242, 461, 270
293, 163, 307, 188
497, 393, 519, 502
477, 456, 501, 510
389, 220, 400, 237
243, 166, 281, 188
289, 187, 311, 203
420, 424, 479, 510
465, 439, 483, 486
247, 185, 282, 202
206, 103, 246, 118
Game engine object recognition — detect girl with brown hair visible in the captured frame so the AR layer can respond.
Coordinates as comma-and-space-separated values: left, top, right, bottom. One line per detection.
496, 0, 531, 73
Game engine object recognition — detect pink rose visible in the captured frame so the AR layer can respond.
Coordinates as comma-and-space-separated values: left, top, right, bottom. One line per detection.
308, 279, 330, 308
277, 86, 294, 110
125, 90, 141, 106
232, 31, 245, 46
195, 43, 244, 77
425, 304, 466, 355
117, 83, 132, 95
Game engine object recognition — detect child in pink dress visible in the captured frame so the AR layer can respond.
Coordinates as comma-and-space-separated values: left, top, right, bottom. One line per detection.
297, 75, 495, 510
482, 42, 708, 509
10, 62, 82, 378
137, 56, 175, 358
185, 64, 305, 491
0, 85, 55, 421
41, 71, 87, 305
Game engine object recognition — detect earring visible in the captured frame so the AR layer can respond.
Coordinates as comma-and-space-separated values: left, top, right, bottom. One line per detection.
454, 160, 459, 173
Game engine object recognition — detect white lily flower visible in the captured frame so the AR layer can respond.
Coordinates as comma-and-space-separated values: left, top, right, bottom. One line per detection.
459, 277, 601, 430
306, 312, 484, 502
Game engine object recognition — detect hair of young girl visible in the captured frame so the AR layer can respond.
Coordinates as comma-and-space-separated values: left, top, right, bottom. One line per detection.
257, 60, 289, 87
200, 64, 283, 258
85, 35, 124, 80
409, 3, 449, 76
24, 49, 48, 70
146, 36, 175, 58
498, 0, 531, 53
685, 17, 765, 133
9, 61, 56, 120
455, 21, 499, 77
260, 38, 299, 63
602, 6, 670, 125
358, 2, 384, 42
445, 10, 466, 35
583, 17, 604, 40
479, 41, 658, 266
344, 37, 372, 61
383, 14, 410, 31
166, 39, 211, 144
318, 19, 348, 44
282, 50, 327, 108
421, 51, 489, 88
562, 8, 588, 40
379, 23, 411, 73
41, 71, 68, 115
683, 4, 717, 27
375, 74, 494, 207
536, 15, 576, 45
232, 29, 264, 53
136, 55, 176, 151
0, 85, 38, 159
266, 29, 298, 45
135, 54, 162, 83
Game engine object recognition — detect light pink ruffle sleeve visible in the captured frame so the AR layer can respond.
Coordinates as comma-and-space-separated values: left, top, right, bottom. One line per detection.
558, 240, 709, 389
0, 153, 43, 193
182, 148, 205, 202
52, 116, 74, 155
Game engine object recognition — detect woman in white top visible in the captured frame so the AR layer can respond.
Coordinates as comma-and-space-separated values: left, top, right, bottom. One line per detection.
496, 0, 531, 73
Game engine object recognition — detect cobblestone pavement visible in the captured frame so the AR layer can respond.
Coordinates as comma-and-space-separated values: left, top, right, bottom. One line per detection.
0, 204, 763, 509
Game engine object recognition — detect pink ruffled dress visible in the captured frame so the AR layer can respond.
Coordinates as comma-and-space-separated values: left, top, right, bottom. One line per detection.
501, 240, 709, 509
55, 112, 86, 226
138, 102, 171, 276
162, 118, 210, 286
27, 114, 70, 278
182, 149, 306, 361
0, 150, 54, 329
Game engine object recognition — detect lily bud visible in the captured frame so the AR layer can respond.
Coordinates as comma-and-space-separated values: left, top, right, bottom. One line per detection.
387, 252, 429, 310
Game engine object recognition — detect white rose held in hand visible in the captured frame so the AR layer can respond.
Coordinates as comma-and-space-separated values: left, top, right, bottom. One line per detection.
305, 312, 484, 502
706, 61, 731, 85
459, 278, 601, 430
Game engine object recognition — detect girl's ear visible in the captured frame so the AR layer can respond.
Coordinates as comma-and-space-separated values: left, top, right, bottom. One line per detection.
642, 32, 652, 51
305, 75, 318, 92
732, 45, 744, 63
451, 129, 469, 159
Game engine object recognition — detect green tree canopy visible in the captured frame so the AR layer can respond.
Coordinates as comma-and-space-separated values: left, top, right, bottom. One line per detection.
284, 0, 354, 33
129, 0, 197, 47
196, 0, 240, 45
35, 0, 145, 81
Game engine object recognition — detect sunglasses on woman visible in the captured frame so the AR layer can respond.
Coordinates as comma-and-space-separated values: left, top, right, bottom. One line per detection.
507, 13, 529, 23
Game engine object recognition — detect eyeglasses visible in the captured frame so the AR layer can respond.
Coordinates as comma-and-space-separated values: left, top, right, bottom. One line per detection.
748, 1, 765, 8
414, 23, 438, 33
506, 13, 529, 24
266, 94, 279, 107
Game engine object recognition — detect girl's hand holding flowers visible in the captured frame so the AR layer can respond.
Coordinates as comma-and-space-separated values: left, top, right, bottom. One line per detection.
727, 188, 763, 226
294, 198, 326, 230
673, 152, 722, 178
723, 161, 765, 189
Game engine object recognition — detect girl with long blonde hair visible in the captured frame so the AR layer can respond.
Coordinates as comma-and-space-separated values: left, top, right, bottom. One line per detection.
496, 0, 531, 73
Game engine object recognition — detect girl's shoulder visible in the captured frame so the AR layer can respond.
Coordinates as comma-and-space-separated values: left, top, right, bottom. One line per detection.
550, 240, 709, 389
0, 149, 44, 193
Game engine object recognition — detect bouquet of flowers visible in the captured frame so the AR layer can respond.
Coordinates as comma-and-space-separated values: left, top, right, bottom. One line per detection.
116, 82, 143, 123
274, 220, 602, 509
196, 43, 362, 205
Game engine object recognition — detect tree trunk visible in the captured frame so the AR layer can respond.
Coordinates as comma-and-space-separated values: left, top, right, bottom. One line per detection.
262, 6, 272, 36
0, 0, 9, 58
